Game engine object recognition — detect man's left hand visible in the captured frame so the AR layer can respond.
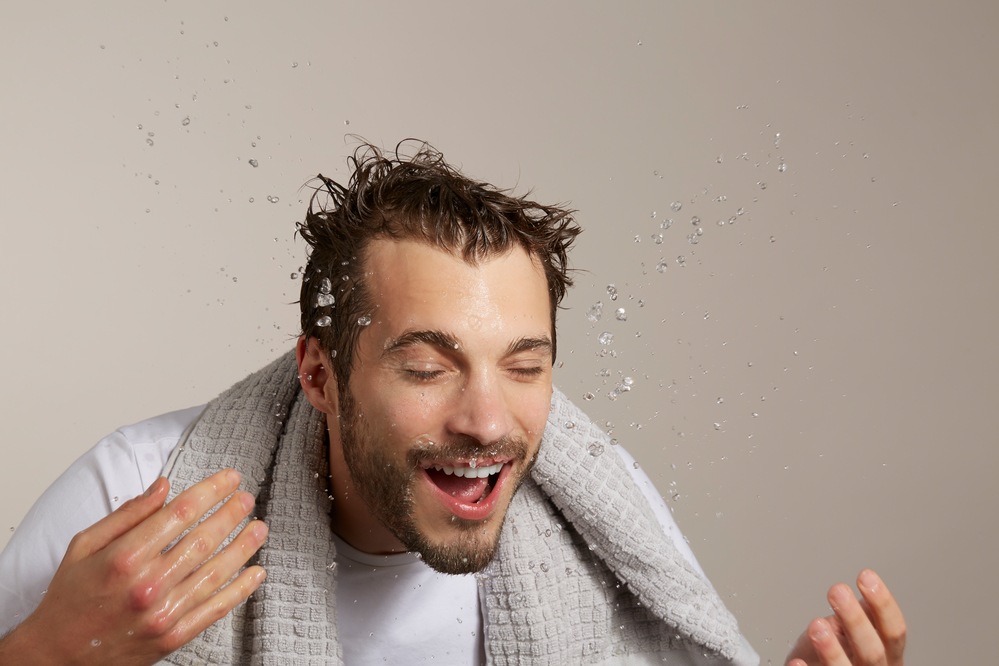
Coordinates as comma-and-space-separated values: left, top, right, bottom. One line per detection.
785, 569, 905, 666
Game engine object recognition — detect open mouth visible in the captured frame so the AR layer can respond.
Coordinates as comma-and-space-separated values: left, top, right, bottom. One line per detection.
421, 460, 509, 519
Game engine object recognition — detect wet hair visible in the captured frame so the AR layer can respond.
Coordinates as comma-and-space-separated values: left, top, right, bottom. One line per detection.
297, 139, 581, 387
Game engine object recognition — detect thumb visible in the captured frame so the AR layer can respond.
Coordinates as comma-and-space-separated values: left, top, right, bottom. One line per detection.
64, 477, 170, 561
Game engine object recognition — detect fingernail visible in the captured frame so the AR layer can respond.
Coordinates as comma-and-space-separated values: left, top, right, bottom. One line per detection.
252, 521, 269, 541
859, 568, 882, 593
226, 469, 241, 486
810, 619, 830, 641
143, 478, 163, 497
829, 584, 852, 610
240, 492, 256, 512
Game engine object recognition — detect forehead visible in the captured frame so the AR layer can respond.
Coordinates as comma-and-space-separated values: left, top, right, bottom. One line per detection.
361, 238, 550, 342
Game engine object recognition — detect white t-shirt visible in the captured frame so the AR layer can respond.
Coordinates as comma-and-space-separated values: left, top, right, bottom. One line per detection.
0, 406, 735, 665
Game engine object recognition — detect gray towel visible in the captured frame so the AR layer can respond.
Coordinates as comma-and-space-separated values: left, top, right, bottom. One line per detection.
159, 352, 755, 665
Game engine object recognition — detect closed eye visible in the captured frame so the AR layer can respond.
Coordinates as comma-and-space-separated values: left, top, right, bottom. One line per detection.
405, 369, 446, 381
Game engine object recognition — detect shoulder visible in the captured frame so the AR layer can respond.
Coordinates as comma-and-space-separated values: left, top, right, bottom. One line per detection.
0, 405, 204, 634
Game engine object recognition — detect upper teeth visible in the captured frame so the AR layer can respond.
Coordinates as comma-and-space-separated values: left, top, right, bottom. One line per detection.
432, 462, 503, 478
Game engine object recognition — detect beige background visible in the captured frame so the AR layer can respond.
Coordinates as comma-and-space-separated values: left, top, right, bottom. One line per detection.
2, 2, 996, 663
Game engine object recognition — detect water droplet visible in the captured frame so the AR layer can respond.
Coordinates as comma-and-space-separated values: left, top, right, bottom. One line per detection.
676, 255, 686, 267
582, 392, 595, 401
598, 332, 614, 346
291, 61, 299, 68
770, 235, 777, 243
777, 161, 787, 173
181, 116, 190, 126
248, 159, 259, 168
670, 201, 682, 212
606, 284, 618, 301
652, 233, 664, 244
690, 216, 700, 226
316, 315, 332, 327
649, 210, 657, 219
716, 396, 724, 404
774, 132, 782, 148
588, 442, 605, 457
290, 272, 299, 279
661, 218, 674, 230
145, 138, 154, 146
357, 315, 372, 326
90, 639, 101, 648
758, 181, 767, 190
655, 259, 668, 273
314, 293, 334, 307
713, 423, 721, 430
615, 308, 627, 321
267, 195, 279, 203
586, 301, 603, 322
319, 277, 332, 294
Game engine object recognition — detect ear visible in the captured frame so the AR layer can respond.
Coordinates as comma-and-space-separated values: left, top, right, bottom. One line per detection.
296, 336, 339, 415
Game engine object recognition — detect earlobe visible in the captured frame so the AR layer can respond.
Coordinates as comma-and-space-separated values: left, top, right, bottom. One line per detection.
296, 336, 339, 415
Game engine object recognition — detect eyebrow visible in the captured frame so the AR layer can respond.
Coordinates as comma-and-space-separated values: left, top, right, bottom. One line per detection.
382, 330, 461, 357
381, 329, 553, 361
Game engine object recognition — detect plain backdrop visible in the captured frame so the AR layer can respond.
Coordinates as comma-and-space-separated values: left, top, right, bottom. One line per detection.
2, 2, 996, 663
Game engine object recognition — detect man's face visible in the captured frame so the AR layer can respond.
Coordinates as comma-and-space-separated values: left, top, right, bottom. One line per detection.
328, 238, 553, 574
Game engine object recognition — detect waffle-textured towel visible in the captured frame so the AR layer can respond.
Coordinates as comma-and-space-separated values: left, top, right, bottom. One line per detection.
159, 352, 757, 665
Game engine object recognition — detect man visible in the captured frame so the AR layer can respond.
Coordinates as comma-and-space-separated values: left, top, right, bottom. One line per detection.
0, 142, 905, 664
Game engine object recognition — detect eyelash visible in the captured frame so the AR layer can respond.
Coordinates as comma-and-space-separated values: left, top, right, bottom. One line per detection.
404, 367, 544, 382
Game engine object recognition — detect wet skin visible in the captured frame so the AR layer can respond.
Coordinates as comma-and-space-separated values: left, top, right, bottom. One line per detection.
297, 239, 554, 573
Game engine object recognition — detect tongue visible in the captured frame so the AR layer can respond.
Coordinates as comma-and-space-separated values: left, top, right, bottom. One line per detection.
427, 469, 490, 503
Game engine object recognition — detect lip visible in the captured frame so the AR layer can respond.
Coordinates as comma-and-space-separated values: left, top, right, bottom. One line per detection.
419, 460, 513, 521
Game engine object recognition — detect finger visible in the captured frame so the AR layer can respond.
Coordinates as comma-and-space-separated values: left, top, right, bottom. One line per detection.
137, 518, 268, 634
828, 583, 886, 665
131, 469, 243, 558
182, 520, 269, 604
807, 617, 853, 666
156, 490, 257, 590
858, 569, 906, 663
64, 477, 170, 561
159, 565, 267, 655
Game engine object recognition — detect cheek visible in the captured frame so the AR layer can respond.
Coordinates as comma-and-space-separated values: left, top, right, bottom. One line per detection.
517, 393, 553, 442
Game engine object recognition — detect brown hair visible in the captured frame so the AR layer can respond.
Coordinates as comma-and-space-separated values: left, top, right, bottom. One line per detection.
297, 139, 581, 387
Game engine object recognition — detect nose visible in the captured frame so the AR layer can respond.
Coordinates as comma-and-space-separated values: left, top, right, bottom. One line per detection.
445, 371, 514, 446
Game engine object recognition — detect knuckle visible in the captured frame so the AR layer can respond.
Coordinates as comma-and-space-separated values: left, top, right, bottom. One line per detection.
885, 621, 907, 648
127, 580, 157, 611
65, 530, 93, 558
170, 498, 198, 524
108, 547, 140, 578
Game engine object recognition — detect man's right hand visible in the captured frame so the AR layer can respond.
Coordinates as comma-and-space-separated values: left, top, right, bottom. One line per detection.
0, 469, 268, 666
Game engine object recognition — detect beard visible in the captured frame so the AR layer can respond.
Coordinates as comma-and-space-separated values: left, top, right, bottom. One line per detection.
336, 387, 536, 575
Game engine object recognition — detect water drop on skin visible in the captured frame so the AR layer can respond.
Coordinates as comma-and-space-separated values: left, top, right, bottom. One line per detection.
316, 315, 332, 327
357, 315, 372, 326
